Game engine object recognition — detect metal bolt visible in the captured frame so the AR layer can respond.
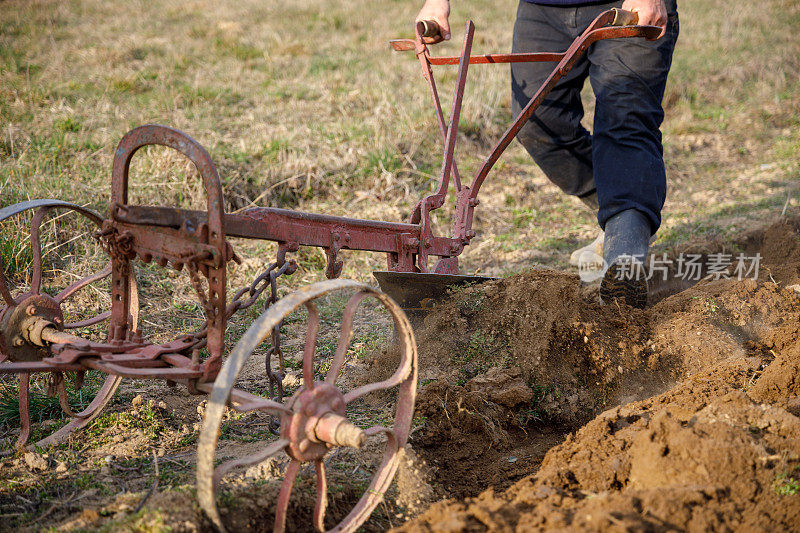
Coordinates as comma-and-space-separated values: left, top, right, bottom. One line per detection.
404, 238, 420, 249
424, 239, 432, 248
12, 337, 24, 347
26, 305, 36, 316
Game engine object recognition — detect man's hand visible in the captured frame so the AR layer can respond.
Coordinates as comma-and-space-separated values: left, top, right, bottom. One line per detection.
415, 0, 451, 43
621, 0, 667, 38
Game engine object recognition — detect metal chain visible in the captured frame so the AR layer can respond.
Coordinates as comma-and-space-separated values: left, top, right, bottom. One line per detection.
187, 261, 216, 321
98, 224, 298, 434
225, 249, 297, 433
263, 266, 288, 434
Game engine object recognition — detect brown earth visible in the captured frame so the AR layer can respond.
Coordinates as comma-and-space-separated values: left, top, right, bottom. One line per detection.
390, 216, 800, 531
3, 217, 799, 532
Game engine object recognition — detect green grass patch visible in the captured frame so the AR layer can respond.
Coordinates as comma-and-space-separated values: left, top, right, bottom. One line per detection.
55, 117, 82, 133
774, 467, 800, 496
0, 373, 103, 426
518, 384, 560, 424
214, 37, 263, 61
358, 148, 402, 179
85, 402, 166, 443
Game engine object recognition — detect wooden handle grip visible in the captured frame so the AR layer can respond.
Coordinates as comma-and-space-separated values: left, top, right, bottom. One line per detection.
610, 8, 639, 26
417, 20, 440, 38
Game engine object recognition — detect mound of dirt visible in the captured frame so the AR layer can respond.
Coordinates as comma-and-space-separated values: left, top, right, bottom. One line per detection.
398, 269, 665, 498
411, 369, 566, 500
397, 348, 800, 531
410, 269, 661, 424
735, 216, 800, 286
390, 217, 800, 529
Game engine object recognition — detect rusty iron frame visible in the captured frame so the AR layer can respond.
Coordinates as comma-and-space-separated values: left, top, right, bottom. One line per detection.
0, 9, 658, 533
394, 8, 660, 274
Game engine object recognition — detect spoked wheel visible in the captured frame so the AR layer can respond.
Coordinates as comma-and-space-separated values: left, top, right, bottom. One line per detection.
198, 279, 417, 533
0, 200, 135, 451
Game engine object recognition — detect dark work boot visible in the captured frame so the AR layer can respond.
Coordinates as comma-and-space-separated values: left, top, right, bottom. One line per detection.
599, 209, 651, 308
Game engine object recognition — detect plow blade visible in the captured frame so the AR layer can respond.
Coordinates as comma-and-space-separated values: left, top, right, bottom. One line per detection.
373, 271, 495, 323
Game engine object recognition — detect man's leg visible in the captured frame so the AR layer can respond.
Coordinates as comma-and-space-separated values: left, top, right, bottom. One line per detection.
586, 0, 679, 306
511, 2, 594, 202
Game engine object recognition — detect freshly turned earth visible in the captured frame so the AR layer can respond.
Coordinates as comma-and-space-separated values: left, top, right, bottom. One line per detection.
7, 219, 800, 533
386, 217, 800, 531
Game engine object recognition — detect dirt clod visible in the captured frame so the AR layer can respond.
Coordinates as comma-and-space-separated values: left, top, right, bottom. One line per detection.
467, 367, 533, 408
23, 452, 48, 472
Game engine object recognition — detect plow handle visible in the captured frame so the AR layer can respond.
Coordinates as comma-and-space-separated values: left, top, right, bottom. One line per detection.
610, 8, 639, 26
418, 9, 637, 42
414, 9, 636, 45
416, 19, 441, 39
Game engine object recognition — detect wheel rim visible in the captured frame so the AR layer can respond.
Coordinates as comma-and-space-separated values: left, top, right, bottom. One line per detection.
0, 200, 114, 344
197, 279, 417, 533
0, 201, 134, 450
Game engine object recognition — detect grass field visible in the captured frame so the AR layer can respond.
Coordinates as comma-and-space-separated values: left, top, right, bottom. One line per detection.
2, 0, 798, 278
1, 0, 799, 529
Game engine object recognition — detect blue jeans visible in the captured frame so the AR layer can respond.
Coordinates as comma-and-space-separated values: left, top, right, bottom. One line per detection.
511, 0, 679, 233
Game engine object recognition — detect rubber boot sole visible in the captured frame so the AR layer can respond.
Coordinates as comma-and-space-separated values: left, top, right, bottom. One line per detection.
600, 262, 648, 309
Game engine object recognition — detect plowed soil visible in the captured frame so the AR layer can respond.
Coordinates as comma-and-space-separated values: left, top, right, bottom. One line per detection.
4, 217, 800, 532
388, 216, 800, 531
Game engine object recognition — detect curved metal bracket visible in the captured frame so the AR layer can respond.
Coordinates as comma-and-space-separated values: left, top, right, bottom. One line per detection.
109, 125, 228, 360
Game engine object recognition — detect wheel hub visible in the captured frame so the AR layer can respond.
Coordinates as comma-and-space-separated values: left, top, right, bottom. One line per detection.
281, 382, 365, 462
1, 294, 64, 362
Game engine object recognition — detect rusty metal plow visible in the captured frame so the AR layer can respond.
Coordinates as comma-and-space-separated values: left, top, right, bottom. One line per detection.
0, 125, 418, 533
0, 7, 659, 531
197, 279, 417, 533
